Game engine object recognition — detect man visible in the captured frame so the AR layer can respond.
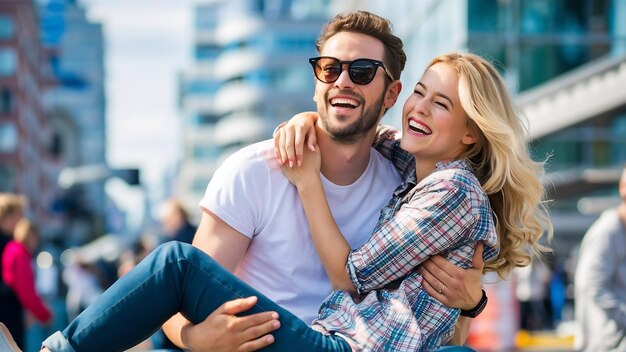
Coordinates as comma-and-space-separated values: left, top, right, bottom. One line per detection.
161, 11, 486, 351
574, 164, 626, 351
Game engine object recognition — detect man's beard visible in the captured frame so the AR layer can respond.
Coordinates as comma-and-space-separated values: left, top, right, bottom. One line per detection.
318, 94, 385, 144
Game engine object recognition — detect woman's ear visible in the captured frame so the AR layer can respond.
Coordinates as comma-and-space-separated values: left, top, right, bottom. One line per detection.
462, 123, 478, 145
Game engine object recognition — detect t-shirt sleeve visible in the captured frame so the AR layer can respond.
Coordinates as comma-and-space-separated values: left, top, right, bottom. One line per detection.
199, 146, 271, 238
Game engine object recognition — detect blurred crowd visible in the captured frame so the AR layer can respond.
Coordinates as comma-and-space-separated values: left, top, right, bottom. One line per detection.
0, 194, 197, 351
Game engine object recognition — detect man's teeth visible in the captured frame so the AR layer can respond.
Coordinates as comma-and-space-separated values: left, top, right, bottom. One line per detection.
408, 120, 432, 134
330, 98, 358, 108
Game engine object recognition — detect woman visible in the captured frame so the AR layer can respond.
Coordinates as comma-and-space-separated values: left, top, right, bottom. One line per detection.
0, 194, 48, 350
2, 219, 52, 330
39, 53, 552, 351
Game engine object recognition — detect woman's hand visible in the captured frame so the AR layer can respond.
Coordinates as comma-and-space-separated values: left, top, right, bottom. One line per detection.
273, 112, 319, 167
280, 145, 321, 190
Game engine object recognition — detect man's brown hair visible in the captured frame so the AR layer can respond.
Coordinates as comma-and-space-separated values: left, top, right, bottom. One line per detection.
316, 11, 406, 83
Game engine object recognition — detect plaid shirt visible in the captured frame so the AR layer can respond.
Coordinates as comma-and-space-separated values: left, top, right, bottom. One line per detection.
312, 126, 499, 351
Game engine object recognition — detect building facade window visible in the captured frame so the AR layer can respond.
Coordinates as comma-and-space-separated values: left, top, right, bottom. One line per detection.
532, 111, 626, 172
0, 48, 17, 76
192, 113, 221, 125
186, 79, 219, 95
611, 113, 626, 162
192, 177, 210, 193
466, 0, 616, 92
0, 122, 18, 152
195, 44, 220, 60
251, 34, 316, 53
467, 0, 505, 33
192, 145, 222, 159
0, 15, 14, 39
0, 88, 12, 113
0, 164, 15, 192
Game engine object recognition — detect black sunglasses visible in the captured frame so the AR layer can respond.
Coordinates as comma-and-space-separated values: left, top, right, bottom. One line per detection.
309, 56, 394, 85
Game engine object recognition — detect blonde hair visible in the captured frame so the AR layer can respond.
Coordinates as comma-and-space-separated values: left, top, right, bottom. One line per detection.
13, 218, 38, 244
0, 193, 27, 221
427, 53, 553, 278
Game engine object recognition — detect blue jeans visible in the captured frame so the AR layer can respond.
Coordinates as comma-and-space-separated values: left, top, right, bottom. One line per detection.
42, 242, 351, 352
436, 347, 477, 351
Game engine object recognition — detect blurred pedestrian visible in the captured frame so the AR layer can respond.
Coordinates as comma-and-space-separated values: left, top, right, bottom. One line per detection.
0, 193, 24, 245
0, 193, 36, 349
514, 260, 552, 331
549, 260, 568, 328
63, 258, 104, 321
116, 234, 157, 278
150, 199, 198, 350
2, 219, 52, 327
160, 199, 196, 244
574, 164, 626, 351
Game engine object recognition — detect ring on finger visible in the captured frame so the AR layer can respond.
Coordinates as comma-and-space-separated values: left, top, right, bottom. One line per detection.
438, 284, 446, 295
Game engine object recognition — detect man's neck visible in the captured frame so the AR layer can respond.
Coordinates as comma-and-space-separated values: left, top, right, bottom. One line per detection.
317, 126, 376, 186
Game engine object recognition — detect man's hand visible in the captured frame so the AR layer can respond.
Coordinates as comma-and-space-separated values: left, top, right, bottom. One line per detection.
163, 211, 277, 351
182, 296, 280, 352
419, 243, 484, 310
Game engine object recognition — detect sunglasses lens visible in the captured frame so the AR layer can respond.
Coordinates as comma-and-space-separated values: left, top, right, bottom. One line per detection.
314, 58, 341, 83
349, 60, 377, 85
310, 57, 382, 85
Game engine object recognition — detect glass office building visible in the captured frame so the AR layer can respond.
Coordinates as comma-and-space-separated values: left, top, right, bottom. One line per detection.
177, 0, 328, 216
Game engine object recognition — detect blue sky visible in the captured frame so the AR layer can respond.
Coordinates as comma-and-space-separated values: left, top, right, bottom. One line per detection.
79, 0, 196, 228
81, 0, 194, 183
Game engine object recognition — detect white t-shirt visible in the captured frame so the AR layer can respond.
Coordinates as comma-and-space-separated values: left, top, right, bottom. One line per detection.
200, 139, 401, 324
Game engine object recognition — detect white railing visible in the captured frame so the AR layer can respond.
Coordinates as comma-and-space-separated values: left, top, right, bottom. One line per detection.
516, 53, 626, 139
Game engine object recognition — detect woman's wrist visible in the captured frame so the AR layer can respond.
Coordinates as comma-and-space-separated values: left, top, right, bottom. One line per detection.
295, 176, 322, 195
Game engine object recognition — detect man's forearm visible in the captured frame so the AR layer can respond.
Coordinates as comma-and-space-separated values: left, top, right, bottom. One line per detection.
448, 316, 471, 345
162, 313, 192, 349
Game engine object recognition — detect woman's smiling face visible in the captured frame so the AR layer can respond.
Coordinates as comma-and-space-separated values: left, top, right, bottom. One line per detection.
400, 62, 476, 165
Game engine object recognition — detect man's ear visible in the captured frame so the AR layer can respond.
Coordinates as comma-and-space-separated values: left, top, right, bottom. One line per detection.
384, 81, 402, 109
